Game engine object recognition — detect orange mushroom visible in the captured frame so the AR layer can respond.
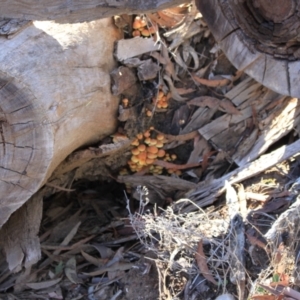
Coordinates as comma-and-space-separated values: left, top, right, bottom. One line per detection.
138, 144, 146, 152
156, 133, 164, 141
147, 152, 157, 160
131, 148, 140, 155
157, 149, 165, 158
147, 146, 158, 154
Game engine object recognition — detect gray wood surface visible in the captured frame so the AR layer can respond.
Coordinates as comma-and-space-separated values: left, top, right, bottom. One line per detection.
196, 0, 300, 98
0, 19, 121, 228
0, 0, 186, 23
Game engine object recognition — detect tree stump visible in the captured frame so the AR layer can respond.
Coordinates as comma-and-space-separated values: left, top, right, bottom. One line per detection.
0, 18, 121, 227
196, 0, 300, 98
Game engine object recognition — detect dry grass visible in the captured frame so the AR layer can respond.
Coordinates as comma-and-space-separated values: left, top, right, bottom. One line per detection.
125, 183, 300, 299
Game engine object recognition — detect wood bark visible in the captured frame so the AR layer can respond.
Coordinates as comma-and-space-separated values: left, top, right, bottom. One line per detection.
177, 138, 300, 213
0, 0, 186, 23
195, 0, 300, 98
0, 18, 121, 228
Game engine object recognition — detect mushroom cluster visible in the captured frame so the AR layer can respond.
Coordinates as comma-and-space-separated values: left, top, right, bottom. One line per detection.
129, 129, 166, 174
132, 16, 156, 37
119, 128, 181, 177
152, 90, 169, 109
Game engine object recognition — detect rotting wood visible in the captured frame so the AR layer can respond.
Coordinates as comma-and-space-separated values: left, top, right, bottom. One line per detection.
176, 139, 300, 213
0, 0, 187, 23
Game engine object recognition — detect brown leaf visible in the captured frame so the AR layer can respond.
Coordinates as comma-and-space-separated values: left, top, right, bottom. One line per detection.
201, 151, 216, 171
156, 130, 199, 142
188, 96, 220, 109
245, 232, 268, 250
195, 240, 217, 285
147, 8, 186, 28
153, 160, 201, 170
175, 87, 195, 95
219, 99, 241, 115
161, 44, 179, 81
192, 74, 230, 87
150, 51, 167, 65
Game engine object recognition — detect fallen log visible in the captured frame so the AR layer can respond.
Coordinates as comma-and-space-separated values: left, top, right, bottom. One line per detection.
0, 0, 186, 23
0, 18, 121, 227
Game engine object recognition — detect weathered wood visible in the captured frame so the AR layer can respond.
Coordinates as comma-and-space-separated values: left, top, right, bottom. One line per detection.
0, 0, 186, 23
196, 0, 300, 97
191, 77, 300, 168
178, 138, 300, 212
0, 191, 43, 272
0, 19, 121, 228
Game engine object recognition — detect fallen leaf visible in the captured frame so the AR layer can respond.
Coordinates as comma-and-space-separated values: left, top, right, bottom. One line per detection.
161, 44, 179, 81
26, 278, 62, 290
195, 240, 217, 285
64, 257, 82, 284
153, 160, 202, 170
188, 96, 220, 109
81, 250, 107, 267
164, 75, 187, 101
150, 51, 167, 65
201, 150, 216, 171
245, 232, 268, 250
175, 87, 195, 95
147, 6, 187, 28
219, 99, 241, 115
156, 130, 199, 142
92, 244, 114, 259
192, 73, 230, 87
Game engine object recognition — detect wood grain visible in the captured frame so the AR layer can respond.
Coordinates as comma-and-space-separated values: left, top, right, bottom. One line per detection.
0, 0, 186, 23
196, 0, 300, 97
0, 19, 121, 227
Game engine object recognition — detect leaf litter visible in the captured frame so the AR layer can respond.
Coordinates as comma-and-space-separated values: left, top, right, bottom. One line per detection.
2, 1, 300, 300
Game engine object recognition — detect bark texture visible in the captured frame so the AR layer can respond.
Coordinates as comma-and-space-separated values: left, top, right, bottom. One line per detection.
0, 18, 121, 228
196, 0, 300, 98
0, 0, 186, 23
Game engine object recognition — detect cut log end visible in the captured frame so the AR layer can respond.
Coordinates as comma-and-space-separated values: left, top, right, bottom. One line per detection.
0, 18, 121, 228
196, 0, 300, 97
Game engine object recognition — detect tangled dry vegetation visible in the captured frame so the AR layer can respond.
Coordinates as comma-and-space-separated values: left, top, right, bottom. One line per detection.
2, 2, 300, 300
128, 176, 300, 300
